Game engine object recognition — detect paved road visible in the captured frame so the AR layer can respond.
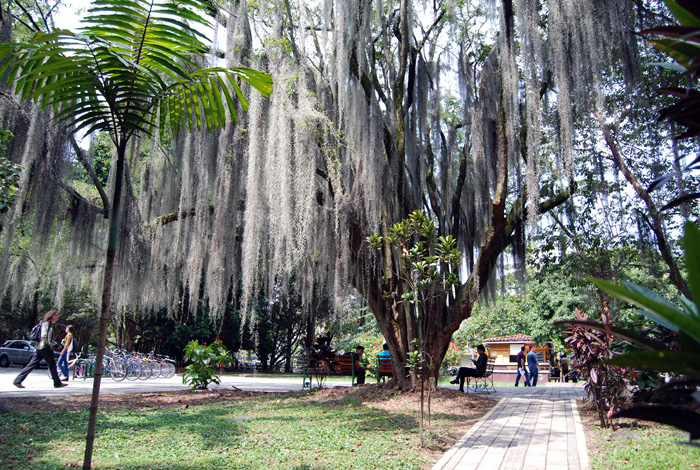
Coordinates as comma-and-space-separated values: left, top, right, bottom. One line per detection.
0, 366, 312, 398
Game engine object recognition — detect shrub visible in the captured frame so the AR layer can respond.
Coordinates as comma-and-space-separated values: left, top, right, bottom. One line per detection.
440, 340, 464, 376
182, 338, 233, 390
563, 308, 629, 427
557, 222, 700, 441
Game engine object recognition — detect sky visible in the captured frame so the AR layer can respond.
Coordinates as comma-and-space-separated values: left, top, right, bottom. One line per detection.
53, 0, 86, 31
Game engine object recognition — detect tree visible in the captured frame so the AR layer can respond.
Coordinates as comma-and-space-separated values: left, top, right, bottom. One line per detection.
0, 0, 271, 467
369, 210, 461, 444
182, 0, 653, 387
0, 0, 671, 394
253, 279, 306, 372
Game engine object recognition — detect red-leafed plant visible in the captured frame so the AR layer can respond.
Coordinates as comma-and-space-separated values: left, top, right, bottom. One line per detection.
644, 0, 700, 208
563, 309, 630, 427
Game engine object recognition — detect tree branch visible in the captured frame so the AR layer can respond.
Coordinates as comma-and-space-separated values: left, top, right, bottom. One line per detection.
149, 205, 215, 227
68, 135, 110, 218
49, 161, 105, 216
592, 108, 690, 298
415, 7, 446, 52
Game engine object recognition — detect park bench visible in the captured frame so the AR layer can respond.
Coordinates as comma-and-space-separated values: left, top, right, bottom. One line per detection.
302, 354, 356, 389
549, 366, 561, 382
376, 355, 393, 382
465, 357, 496, 393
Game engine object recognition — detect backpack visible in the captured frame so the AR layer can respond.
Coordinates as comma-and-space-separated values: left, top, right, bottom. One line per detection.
28, 322, 42, 342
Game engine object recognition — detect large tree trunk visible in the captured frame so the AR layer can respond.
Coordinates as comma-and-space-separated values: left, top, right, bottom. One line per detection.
352, 185, 572, 388
349, 79, 573, 387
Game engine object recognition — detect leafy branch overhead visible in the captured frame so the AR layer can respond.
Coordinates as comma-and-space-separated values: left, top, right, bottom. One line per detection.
0, 0, 273, 141
367, 210, 462, 306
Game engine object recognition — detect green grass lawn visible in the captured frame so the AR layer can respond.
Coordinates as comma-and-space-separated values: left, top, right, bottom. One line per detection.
0, 390, 470, 470
585, 413, 700, 469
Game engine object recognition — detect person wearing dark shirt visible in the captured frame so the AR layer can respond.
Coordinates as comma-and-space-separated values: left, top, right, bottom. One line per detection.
352, 346, 372, 385
560, 354, 570, 382
527, 346, 539, 387
13, 310, 68, 389
515, 345, 531, 387
450, 344, 488, 392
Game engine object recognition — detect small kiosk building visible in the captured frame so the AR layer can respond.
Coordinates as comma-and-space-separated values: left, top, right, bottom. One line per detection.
483, 334, 554, 384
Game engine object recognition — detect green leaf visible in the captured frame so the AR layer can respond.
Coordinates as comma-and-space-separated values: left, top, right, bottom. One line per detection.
647, 61, 688, 73
664, 0, 700, 27
208, 77, 226, 128
231, 66, 274, 97
605, 350, 700, 378
588, 276, 700, 344
684, 222, 700, 305
219, 80, 238, 124
225, 74, 248, 110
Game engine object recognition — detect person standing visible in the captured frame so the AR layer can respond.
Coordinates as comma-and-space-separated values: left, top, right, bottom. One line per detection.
450, 344, 488, 392
57, 325, 74, 381
527, 345, 539, 387
352, 346, 372, 385
560, 354, 570, 383
13, 310, 67, 388
515, 346, 531, 386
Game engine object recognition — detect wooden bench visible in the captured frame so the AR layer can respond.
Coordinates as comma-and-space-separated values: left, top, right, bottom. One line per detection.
466, 357, 496, 393
376, 355, 393, 382
549, 366, 561, 382
302, 354, 356, 389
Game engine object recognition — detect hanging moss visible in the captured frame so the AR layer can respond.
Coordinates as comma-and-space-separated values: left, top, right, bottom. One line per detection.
0, 0, 646, 330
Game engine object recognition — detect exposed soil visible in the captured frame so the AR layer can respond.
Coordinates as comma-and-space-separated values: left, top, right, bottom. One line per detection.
0, 383, 497, 468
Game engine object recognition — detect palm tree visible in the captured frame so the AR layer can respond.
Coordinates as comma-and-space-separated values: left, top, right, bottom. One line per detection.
0, 1, 272, 467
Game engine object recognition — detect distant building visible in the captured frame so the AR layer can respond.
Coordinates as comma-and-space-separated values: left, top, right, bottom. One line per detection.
483, 334, 555, 383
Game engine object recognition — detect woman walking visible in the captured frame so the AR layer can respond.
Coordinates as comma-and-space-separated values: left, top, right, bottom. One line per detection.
12, 310, 68, 389
57, 325, 74, 381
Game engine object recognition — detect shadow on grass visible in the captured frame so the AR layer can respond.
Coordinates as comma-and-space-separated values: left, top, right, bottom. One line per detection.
1, 393, 428, 470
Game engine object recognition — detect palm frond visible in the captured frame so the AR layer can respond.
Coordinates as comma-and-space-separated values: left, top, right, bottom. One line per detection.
0, 0, 272, 141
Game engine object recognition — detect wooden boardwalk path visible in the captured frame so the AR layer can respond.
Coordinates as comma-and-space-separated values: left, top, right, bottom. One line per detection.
433, 383, 588, 470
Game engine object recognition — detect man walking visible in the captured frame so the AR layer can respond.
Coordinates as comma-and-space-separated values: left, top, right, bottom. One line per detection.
515, 346, 530, 386
526, 345, 539, 387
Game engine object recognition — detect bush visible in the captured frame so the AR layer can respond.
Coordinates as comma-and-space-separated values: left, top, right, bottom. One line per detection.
563, 308, 629, 427
182, 338, 233, 390
440, 340, 464, 377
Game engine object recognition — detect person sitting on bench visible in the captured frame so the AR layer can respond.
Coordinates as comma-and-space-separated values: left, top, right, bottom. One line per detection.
450, 344, 488, 392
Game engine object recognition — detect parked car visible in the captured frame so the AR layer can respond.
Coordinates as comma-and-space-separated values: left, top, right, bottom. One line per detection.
0, 340, 59, 367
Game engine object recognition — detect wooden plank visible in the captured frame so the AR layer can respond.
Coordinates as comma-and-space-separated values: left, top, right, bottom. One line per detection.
378, 356, 393, 375
304, 354, 354, 376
